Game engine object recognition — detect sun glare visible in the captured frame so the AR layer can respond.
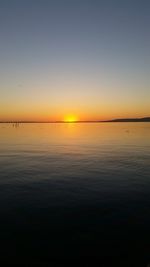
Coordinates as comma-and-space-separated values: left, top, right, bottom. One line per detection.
64, 115, 78, 123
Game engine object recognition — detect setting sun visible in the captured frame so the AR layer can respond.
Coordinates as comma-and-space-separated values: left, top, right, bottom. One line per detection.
64, 115, 78, 123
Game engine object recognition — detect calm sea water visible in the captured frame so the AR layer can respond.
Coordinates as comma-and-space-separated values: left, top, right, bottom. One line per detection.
0, 123, 150, 266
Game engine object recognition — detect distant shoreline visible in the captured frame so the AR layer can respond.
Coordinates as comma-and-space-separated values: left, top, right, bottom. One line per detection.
0, 117, 150, 123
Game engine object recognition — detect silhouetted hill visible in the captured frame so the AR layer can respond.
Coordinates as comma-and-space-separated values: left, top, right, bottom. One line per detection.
105, 117, 150, 122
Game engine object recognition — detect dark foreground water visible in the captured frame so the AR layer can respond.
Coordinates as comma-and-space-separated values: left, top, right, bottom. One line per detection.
0, 123, 150, 266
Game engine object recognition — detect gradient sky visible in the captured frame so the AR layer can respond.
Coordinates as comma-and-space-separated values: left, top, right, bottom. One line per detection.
0, 0, 150, 121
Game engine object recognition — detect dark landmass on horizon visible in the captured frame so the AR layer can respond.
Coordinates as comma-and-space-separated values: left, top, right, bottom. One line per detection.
104, 117, 150, 122
0, 117, 150, 123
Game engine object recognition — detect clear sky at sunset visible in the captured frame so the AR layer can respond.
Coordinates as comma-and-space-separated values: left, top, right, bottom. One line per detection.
0, 0, 149, 122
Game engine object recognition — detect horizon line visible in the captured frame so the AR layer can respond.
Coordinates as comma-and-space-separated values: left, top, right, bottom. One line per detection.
0, 116, 150, 124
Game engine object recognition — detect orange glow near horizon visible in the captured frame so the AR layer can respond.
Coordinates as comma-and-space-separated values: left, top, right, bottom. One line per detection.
0, 104, 149, 122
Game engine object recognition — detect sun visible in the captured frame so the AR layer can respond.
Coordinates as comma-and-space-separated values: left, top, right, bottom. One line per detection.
64, 115, 78, 123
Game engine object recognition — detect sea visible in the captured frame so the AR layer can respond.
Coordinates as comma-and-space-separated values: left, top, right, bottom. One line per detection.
0, 122, 150, 266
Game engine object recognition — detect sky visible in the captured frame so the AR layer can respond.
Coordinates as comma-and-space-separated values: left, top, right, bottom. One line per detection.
0, 0, 150, 121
